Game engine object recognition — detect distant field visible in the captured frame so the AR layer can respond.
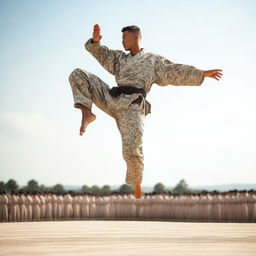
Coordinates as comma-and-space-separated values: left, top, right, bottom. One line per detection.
0, 220, 255, 256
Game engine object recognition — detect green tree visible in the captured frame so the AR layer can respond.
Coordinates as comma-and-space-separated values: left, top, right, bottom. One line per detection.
39, 184, 50, 193
101, 185, 111, 195
26, 179, 40, 193
0, 181, 6, 193
5, 179, 19, 192
52, 184, 65, 193
119, 184, 133, 194
153, 182, 166, 194
81, 185, 91, 194
173, 179, 190, 194
91, 185, 100, 195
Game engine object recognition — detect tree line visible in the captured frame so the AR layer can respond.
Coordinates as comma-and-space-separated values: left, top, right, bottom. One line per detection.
0, 178, 214, 195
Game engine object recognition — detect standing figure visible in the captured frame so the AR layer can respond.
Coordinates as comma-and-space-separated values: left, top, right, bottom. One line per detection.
89, 195, 97, 219
32, 192, 41, 221
26, 192, 33, 221
64, 192, 73, 220
39, 193, 46, 221
18, 192, 27, 222
57, 193, 64, 220
248, 190, 256, 222
45, 192, 53, 221
72, 193, 81, 220
0, 192, 9, 222
8, 192, 19, 222
68, 24, 223, 199
102, 195, 110, 220
81, 194, 90, 219
109, 194, 116, 220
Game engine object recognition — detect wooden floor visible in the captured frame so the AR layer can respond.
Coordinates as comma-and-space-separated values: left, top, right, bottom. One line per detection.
0, 220, 255, 256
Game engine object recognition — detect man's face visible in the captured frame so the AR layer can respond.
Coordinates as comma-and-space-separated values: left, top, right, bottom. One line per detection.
122, 31, 138, 51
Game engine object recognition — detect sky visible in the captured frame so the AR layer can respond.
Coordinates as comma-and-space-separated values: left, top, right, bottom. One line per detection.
0, 0, 256, 188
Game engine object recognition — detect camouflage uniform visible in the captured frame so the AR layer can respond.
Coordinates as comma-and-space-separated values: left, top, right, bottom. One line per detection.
68, 37, 204, 185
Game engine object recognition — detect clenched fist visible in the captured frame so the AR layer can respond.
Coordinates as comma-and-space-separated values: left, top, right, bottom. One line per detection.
92, 24, 102, 43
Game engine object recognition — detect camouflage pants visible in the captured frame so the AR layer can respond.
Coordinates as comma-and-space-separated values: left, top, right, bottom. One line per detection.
68, 68, 145, 185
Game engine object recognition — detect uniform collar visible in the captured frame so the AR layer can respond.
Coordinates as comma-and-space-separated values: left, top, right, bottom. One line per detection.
127, 48, 146, 58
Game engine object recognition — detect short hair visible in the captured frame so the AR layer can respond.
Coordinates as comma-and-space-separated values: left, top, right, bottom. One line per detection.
121, 25, 142, 38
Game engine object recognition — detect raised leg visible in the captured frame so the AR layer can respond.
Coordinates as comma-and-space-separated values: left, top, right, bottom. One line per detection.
68, 68, 115, 135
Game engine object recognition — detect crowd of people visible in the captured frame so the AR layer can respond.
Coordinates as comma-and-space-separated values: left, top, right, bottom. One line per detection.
0, 190, 255, 223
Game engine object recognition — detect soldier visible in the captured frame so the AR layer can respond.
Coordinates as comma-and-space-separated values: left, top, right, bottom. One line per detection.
167, 193, 175, 221
89, 195, 97, 219
57, 193, 64, 220
198, 192, 207, 221
212, 191, 222, 222
8, 191, 18, 222
206, 192, 213, 222
162, 194, 170, 220
229, 190, 237, 222
39, 192, 46, 220
81, 194, 90, 219
172, 194, 180, 221
190, 193, 197, 221
115, 194, 123, 219
156, 194, 164, 220
102, 195, 110, 219
51, 193, 59, 220
121, 194, 128, 219
127, 193, 136, 219
45, 192, 53, 221
248, 190, 256, 222
18, 191, 27, 222
144, 194, 152, 219
96, 195, 103, 219
68, 24, 223, 199
63, 192, 73, 220
135, 194, 144, 219
224, 192, 230, 221
183, 193, 190, 221
238, 190, 247, 222
32, 192, 41, 221
150, 193, 158, 220
0, 192, 9, 222
109, 194, 117, 220
26, 192, 33, 221
72, 193, 81, 220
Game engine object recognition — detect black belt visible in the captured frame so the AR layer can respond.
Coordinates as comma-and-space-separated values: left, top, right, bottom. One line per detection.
109, 85, 146, 98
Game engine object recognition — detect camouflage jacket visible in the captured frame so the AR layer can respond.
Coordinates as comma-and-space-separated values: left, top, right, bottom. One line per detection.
84, 38, 204, 115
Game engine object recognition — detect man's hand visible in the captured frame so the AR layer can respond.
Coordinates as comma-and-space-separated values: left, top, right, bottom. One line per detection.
203, 69, 223, 81
92, 24, 102, 43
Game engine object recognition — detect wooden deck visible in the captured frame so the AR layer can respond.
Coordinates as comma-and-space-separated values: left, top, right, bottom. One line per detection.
0, 220, 255, 255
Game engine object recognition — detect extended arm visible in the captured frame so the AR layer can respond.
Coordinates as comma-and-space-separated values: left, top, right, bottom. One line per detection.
154, 54, 223, 86
154, 55, 205, 86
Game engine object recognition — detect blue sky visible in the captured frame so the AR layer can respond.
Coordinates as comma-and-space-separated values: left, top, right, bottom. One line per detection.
0, 0, 256, 188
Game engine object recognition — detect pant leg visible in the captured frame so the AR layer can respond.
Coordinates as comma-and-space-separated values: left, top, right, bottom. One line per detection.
68, 68, 116, 118
115, 103, 145, 185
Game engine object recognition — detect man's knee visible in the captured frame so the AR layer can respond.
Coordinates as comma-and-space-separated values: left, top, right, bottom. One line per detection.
69, 68, 90, 83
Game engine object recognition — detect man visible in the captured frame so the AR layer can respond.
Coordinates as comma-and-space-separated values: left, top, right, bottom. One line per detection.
68, 24, 223, 199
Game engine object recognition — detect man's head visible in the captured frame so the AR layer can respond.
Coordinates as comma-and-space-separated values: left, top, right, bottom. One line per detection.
121, 25, 141, 51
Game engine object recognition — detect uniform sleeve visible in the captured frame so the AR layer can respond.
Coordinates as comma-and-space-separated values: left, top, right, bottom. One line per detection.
154, 55, 205, 86
84, 37, 123, 75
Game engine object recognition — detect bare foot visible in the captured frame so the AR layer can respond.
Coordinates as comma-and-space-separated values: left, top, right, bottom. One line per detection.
134, 184, 142, 199
76, 104, 96, 135
80, 112, 96, 135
